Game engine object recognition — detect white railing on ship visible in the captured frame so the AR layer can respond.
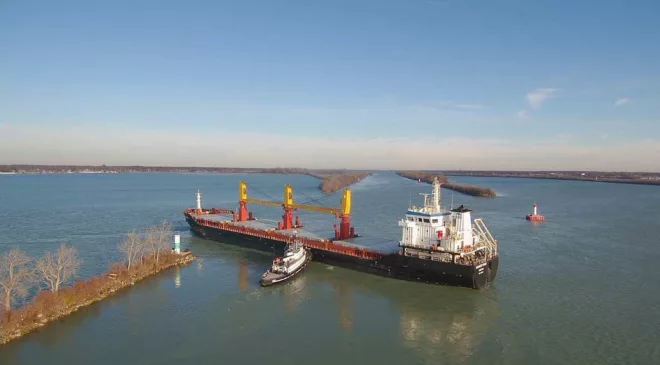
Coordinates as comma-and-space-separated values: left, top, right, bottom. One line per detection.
472, 218, 497, 256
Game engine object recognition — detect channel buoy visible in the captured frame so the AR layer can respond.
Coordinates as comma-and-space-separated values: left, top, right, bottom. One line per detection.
525, 203, 545, 222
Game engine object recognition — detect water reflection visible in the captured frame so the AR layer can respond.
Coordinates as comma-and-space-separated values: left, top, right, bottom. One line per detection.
281, 274, 308, 313
238, 260, 248, 291
175, 266, 181, 288
331, 281, 353, 331
392, 288, 497, 363
196, 258, 204, 276
313, 269, 499, 364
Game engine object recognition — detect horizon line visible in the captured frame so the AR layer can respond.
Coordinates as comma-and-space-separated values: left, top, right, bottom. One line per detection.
1, 164, 659, 174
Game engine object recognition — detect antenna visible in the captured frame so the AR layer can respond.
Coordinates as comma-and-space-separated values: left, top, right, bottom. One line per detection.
420, 193, 430, 211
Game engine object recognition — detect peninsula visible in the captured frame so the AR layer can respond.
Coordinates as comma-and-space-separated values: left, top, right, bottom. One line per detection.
439, 170, 660, 187
306, 171, 369, 193
396, 171, 497, 198
0, 223, 194, 345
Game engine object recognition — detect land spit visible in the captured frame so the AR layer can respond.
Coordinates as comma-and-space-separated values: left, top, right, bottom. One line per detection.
0, 251, 194, 345
396, 171, 496, 198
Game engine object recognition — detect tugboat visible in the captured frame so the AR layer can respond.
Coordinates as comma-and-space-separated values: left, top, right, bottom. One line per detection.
260, 241, 312, 287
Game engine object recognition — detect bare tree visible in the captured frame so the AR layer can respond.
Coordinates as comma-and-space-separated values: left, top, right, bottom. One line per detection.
118, 231, 141, 270
150, 221, 172, 265
135, 228, 151, 266
36, 243, 81, 293
141, 227, 153, 258
0, 248, 35, 312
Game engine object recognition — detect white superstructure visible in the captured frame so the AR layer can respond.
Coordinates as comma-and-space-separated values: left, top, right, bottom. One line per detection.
398, 177, 497, 261
270, 242, 307, 275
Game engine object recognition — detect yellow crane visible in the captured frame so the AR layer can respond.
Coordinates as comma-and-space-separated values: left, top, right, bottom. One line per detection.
236, 180, 355, 240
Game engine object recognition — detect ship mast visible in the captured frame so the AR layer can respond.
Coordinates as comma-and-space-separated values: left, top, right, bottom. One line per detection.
432, 177, 441, 213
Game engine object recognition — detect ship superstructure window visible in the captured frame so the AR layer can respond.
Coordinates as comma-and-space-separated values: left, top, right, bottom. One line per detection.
407, 217, 414, 221
418, 218, 422, 222
431, 219, 438, 223
423, 218, 430, 223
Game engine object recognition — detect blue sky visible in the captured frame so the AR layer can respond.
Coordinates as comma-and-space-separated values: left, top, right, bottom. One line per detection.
1, 0, 659, 170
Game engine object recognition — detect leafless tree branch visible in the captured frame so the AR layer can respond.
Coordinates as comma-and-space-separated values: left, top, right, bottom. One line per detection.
0, 248, 35, 312
36, 243, 81, 293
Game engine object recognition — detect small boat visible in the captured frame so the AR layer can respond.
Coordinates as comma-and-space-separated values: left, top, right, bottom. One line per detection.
260, 241, 312, 287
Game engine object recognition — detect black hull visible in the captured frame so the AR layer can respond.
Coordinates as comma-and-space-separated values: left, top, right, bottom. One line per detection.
186, 215, 498, 289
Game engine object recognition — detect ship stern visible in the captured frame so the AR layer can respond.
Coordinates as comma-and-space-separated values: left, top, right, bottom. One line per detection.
473, 255, 499, 289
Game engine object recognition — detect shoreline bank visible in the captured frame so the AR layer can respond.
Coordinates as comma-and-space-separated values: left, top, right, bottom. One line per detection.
0, 165, 369, 193
442, 171, 660, 187
0, 251, 194, 345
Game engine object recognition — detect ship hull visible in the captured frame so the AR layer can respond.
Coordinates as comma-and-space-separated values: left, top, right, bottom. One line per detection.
185, 215, 497, 289
260, 250, 312, 287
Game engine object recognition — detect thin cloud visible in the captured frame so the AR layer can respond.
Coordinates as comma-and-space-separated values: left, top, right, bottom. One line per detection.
516, 110, 529, 119
423, 101, 486, 110
2, 123, 660, 171
454, 104, 485, 110
614, 98, 630, 107
526, 88, 559, 109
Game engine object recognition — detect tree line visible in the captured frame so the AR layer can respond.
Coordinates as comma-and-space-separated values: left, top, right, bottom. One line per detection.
0, 221, 173, 315
0, 165, 314, 174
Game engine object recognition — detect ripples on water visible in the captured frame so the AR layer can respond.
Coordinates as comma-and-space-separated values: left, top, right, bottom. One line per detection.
1, 172, 659, 365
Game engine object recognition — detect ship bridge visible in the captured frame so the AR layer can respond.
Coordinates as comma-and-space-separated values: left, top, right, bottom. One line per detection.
399, 178, 472, 253
398, 177, 498, 259
399, 177, 449, 248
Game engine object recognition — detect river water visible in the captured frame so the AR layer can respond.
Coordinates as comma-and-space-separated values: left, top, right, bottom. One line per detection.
0, 172, 658, 365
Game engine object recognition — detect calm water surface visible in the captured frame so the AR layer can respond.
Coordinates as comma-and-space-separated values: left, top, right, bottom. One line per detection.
0, 172, 659, 365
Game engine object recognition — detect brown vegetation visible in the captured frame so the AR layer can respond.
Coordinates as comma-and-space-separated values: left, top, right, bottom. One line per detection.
0, 222, 194, 345
307, 172, 369, 193
396, 171, 497, 198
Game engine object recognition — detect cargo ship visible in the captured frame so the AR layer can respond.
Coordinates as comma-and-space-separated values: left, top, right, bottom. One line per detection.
183, 177, 499, 289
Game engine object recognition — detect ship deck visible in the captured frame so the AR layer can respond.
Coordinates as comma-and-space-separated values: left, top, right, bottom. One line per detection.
197, 213, 327, 240
193, 212, 401, 254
